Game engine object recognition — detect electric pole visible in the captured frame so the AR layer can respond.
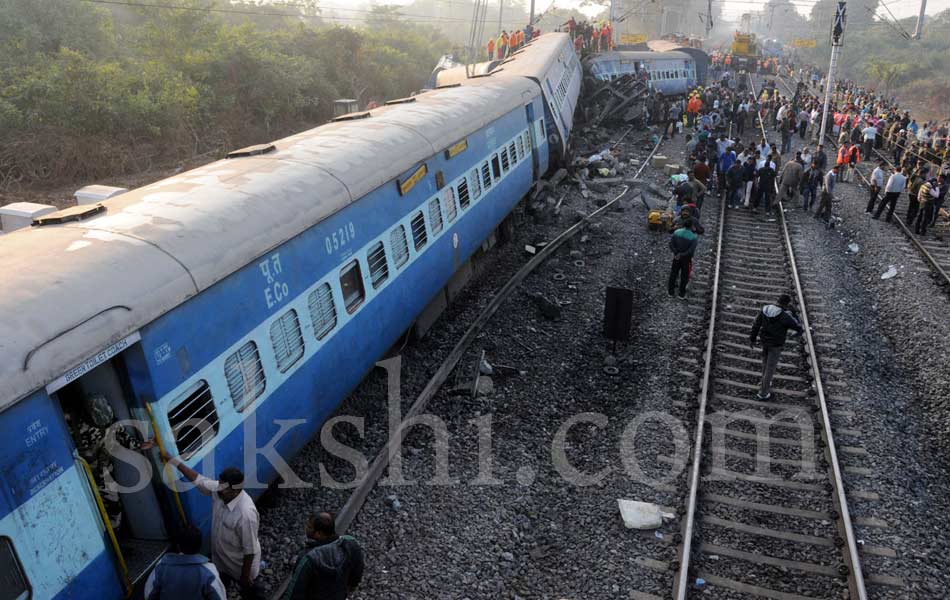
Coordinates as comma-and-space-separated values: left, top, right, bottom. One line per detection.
529, 0, 535, 26
818, 3, 845, 177
913, 0, 927, 39
498, 0, 503, 36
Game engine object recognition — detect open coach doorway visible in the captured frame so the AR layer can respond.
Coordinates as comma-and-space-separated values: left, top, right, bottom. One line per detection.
2, 332, 178, 598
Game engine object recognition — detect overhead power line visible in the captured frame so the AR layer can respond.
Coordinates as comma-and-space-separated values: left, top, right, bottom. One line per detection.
79, 0, 534, 25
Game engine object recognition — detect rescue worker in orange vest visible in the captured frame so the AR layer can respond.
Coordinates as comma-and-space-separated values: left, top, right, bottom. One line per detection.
487, 37, 495, 61
591, 27, 600, 52
497, 31, 508, 60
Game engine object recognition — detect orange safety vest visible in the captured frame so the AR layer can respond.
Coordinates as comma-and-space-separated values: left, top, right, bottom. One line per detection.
488, 38, 494, 53
836, 145, 849, 165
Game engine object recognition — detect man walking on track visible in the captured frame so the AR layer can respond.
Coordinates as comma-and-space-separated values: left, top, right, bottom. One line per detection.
750, 294, 804, 401
668, 218, 698, 299
873, 166, 908, 222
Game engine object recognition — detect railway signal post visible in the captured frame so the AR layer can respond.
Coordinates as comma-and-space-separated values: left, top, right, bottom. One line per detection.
818, 2, 847, 144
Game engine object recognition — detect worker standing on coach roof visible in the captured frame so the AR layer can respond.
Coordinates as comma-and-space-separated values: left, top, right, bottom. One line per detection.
668, 218, 698, 299
152, 448, 265, 600
750, 294, 804, 401
283, 512, 365, 600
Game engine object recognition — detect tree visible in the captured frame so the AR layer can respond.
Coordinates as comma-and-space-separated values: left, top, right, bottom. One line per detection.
864, 59, 906, 97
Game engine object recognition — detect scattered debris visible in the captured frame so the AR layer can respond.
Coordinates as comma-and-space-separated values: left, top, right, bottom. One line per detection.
881, 265, 898, 280
385, 494, 402, 512
618, 499, 663, 529
847, 242, 860, 254
584, 74, 649, 126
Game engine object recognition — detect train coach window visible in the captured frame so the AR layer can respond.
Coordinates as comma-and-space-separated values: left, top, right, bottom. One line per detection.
367, 241, 389, 289
308, 283, 337, 339
500, 149, 510, 173
410, 211, 428, 251
0, 537, 29, 600
168, 380, 219, 458
428, 198, 444, 235
457, 178, 471, 210
225, 341, 266, 412
340, 260, 365, 314
523, 131, 531, 151
443, 187, 458, 222
390, 225, 410, 268
509, 142, 518, 165
469, 170, 481, 201
516, 137, 525, 161
270, 309, 305, 372
480, 162, 492, 192
491, 154, 501, 180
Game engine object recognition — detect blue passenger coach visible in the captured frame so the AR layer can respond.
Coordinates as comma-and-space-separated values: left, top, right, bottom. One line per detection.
0, 34, 581, 599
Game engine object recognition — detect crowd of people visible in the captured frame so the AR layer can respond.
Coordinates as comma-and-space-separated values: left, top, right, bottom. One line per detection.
485, 17, 615, 61
561, 17, 615, 54
664, 61, 947, 294
788, 74, 949, 235
486, 24, 542, 61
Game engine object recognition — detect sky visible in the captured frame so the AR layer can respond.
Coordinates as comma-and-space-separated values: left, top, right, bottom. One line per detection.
318, 0, 950, 21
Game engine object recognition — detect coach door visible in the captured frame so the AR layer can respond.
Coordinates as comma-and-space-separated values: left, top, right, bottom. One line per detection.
525, 102, 540, 179
49, 336, 171, 588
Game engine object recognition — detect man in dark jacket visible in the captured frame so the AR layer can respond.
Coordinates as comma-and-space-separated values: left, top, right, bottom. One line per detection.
749, 294, 804, 400
668, 218, 698, 299
813, 145, 827, 172
755, 158, 777, 215
284, 513, 365, 600
145, 525, 226, 600
725, 160, 744, 208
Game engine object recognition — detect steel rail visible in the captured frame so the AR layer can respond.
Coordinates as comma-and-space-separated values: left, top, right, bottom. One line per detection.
269, 137, 667, 600
775, 73, 950, 291
672, 150, 726, 600
764, 73, 869, 600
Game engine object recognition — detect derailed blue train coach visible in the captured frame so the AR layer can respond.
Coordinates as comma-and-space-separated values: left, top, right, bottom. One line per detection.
0, 33, 581, 599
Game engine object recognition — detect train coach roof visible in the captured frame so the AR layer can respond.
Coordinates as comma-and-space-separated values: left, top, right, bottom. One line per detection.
494, 33, 572, 77
0, 77, 539, 411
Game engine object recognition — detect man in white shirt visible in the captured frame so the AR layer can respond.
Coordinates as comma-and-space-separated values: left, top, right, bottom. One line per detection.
873, 167, 908, 222
866, 160, 887, 213
758, 139, 771, 159
157, 450, 265, 600
862, 124, 878, 162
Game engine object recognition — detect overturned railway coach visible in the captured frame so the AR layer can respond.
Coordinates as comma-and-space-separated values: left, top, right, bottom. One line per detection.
585, 50, 706, 96
434, 33, 582, 165
0, 34, 580, 599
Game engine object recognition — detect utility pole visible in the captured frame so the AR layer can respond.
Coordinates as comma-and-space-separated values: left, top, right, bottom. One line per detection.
529, 0, 535, 26
706, 0, 713, 37
913, 0, 927, 39
498, 0, 503, 36
818, 2, 846, 146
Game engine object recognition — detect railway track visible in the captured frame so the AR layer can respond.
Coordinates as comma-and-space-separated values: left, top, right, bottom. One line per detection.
670, 74, 867, 599
774, 73, 950, 293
